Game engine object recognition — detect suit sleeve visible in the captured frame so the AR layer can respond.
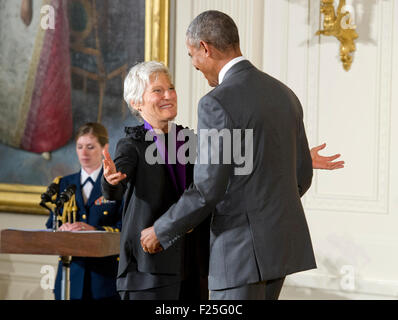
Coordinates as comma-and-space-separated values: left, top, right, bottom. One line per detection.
101, 138, 138, 201
154, 95, 233, 250
295, 98, 313, 197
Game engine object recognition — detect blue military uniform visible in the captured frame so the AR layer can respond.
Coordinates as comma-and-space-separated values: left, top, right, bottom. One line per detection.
46, 168, 123, 300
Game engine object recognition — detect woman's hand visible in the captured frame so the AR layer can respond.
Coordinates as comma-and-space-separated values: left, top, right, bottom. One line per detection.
59, 222, 95, 232
311, 143, 345, 170
102, 145, 127, 185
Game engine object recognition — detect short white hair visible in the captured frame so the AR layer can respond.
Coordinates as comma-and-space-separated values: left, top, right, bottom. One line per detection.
123, 61, 172, 118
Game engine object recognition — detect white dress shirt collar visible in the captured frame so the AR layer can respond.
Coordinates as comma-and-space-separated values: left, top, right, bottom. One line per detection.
80, 165, 102, 185
218, 56, 246, 85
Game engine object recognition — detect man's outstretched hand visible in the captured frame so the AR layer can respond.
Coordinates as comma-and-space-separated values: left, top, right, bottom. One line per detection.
311, 143, 345, 170
141, 226, 163, 254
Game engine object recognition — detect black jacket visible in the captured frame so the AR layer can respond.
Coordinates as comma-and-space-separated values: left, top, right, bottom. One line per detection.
102, 124, 209, 297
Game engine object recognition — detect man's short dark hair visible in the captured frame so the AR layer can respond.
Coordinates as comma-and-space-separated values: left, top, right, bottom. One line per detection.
186, 10, 240, 51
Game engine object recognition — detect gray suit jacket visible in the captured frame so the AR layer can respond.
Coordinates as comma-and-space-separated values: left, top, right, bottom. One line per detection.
154, 60, 316, 290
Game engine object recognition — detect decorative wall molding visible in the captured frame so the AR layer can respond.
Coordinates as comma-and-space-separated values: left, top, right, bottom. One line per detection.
303, 0, 393, 214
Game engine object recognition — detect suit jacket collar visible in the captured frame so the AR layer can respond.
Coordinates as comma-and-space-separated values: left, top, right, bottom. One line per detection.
222, 60, 255, 84
218, 56, 247, 84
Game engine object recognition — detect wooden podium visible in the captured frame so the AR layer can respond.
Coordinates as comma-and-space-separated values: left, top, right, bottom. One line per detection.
0, 229, 120, 300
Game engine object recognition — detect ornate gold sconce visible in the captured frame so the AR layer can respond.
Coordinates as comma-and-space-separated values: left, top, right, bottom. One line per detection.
316, 0, 358, 71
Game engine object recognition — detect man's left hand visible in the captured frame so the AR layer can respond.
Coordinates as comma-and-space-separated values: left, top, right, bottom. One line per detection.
140, 226, 163, 254
311, 143, 345, 170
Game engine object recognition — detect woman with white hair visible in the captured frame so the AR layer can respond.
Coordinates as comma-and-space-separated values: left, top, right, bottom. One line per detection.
101, 61, 343, 300
101, 61, 209, 300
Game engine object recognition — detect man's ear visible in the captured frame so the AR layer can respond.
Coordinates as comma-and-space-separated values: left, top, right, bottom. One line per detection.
200, 41, 212, 57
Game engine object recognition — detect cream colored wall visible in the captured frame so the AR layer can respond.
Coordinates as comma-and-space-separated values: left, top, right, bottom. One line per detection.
173, 0, 398, 299
0, 213, 58, 300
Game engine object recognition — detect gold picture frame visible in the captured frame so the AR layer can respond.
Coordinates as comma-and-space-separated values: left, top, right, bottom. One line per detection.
145, 0, 170, 66
0, 0, 170, 215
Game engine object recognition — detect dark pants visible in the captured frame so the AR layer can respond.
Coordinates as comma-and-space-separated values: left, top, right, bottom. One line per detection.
210, 277, 285, 300
119, 282, 181, 300
119, 274, 210, 301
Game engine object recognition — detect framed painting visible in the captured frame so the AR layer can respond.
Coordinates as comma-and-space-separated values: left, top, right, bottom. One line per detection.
0, 0, 170, 214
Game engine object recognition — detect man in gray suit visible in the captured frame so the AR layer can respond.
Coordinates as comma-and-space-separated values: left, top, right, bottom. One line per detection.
141, 10, 316, 300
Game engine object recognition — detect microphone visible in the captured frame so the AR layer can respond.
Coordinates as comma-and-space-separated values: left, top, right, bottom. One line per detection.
41, 182, 60, 203
56, 184, 77, 207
